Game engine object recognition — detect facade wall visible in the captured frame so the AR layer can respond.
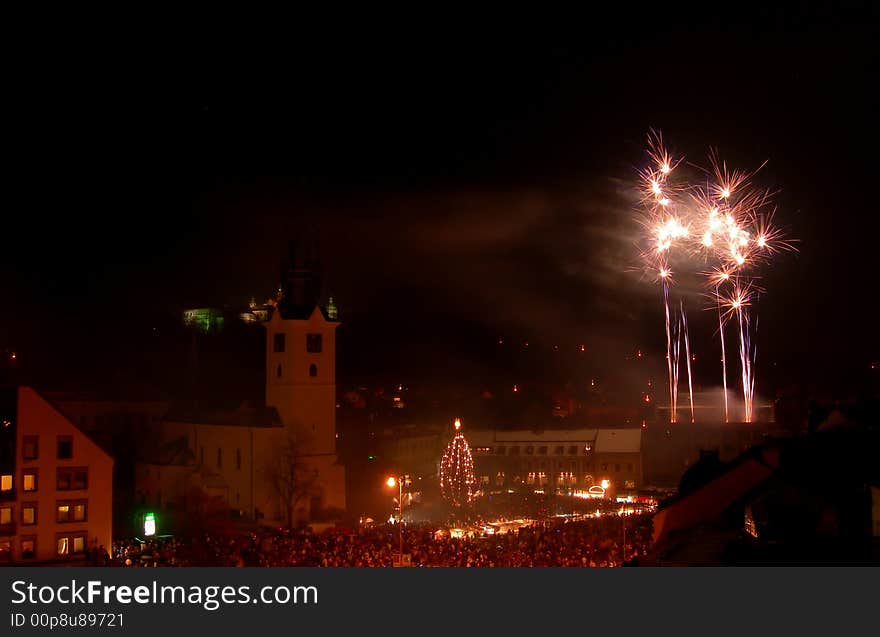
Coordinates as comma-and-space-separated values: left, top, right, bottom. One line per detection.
137, 421, 283, 521
642, 423, 787, 488
0, 388, 113, 563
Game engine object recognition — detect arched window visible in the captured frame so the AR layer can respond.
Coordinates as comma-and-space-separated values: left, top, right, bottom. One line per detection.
277, 364, 282, 378
309, 363, 317, 377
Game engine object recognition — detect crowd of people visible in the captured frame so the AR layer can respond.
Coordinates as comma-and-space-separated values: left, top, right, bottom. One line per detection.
111, 513, 654, 567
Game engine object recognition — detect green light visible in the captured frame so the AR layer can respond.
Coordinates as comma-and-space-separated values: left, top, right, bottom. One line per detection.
368, 455, 375, 460
182, 308, 225, 334
144, 512, 157, 537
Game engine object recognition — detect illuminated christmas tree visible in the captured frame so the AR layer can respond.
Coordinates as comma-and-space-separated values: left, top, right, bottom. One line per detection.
439, 418, 475, 507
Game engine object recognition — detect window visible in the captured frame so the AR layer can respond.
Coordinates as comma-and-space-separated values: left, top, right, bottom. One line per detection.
56, 501, 87, 523
309, 364, 318, 377
538, 446, 548, 455
277, 364, 282, 379
217, 448, 222, 468
22, 436, 38, 460
23, 470, 37, 492
273, 333, 286, 352
70, 469, 89, 490
21, 537, 35, 559
306, 333, 323, 353
0, 474, 11, 492
56, 534, 85, 556
57, 436, 73, 460
22, 504, 36, 525
0, 506, 11, 524
525, 446, 534, 455
554, 446, 564, 455
57, 468, 87, 491
236, 448, 242, 471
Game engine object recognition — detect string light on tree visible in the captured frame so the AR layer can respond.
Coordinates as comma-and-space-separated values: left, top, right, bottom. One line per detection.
440, 418, 476, 508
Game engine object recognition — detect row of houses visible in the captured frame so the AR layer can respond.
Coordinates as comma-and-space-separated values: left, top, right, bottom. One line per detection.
1, 288, 348, 563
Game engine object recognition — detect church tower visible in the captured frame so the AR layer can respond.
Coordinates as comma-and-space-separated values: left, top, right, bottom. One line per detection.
264, 239, 345, 514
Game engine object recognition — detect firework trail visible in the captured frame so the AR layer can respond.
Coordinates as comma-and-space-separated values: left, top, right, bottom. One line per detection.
663, 280, 678, 423
681, 301, 695, 423
737, 303, 754, 423
715, 287, 729, 422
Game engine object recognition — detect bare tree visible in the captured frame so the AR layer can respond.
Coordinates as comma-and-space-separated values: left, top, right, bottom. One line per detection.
266, 432, 320, 528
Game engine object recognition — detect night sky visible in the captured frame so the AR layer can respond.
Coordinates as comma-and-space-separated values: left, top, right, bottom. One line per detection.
4, 8, 878, 400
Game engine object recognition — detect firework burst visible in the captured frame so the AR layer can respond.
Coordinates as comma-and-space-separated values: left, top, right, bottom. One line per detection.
636, 132, 795, 423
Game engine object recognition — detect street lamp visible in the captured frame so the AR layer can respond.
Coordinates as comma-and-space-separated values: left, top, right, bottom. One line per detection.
385, 474, 411, 565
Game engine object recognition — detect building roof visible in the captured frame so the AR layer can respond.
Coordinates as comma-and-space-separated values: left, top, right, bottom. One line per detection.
594, 428, 642, 453
491, 429, 599, 443
164, 402, 283, 428
27, 387, 116, 460
651, 455, 775, 548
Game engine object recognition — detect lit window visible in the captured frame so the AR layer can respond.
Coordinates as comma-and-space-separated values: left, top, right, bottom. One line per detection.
23, 471, 37, 492
73, 503, 86, 522
0, 475, 11, 491
0, 507, 11, 524
73, 536, 85, 553
21, 538, 35, 558
57, 537, 69, 555
22, 505, 36, 525
57, 505, 70, 523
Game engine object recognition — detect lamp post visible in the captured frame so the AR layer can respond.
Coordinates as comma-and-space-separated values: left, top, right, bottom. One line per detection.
386, 475, 410, 565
